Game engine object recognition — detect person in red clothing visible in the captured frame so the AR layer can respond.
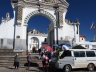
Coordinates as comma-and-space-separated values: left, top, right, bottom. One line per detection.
41, 51, 49, 72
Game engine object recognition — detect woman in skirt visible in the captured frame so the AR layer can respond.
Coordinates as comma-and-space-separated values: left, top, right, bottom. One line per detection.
14, 53, 20, 69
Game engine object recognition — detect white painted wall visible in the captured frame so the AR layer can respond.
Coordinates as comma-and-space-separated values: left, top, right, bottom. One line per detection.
62, 22, 75, 41
0, 18, 26, 40
0, 19, 14, 39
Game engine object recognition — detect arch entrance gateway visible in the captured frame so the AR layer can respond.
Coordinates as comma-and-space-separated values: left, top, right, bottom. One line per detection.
11, 0, 69, 51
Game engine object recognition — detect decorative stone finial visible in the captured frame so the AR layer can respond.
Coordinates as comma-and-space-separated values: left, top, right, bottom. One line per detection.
6, 12, 10, 18
76, 19, 79, 24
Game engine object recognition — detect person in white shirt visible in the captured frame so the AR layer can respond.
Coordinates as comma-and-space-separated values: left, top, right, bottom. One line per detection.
62, 45, 70, 50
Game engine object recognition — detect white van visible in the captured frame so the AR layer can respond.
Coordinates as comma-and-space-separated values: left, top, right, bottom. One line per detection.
49, 49, 96, 72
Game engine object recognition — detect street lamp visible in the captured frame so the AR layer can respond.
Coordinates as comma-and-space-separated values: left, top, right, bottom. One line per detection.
53, 3, 59, 45
11, 0, 18, 50
76, 19, 79, 34
72, 19, 80, 46
71, 22, 76, 46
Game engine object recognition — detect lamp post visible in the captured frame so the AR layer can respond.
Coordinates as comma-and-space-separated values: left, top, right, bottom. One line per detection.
72, 20, 80, 46
53, 3, 59, 45
72, 23, 76, 46
76, 19, 80, 43
11, 0, 18, 50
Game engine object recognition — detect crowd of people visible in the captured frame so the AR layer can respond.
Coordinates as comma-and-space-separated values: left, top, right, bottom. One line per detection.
39, 46, 64, 72
13, 46, 65, 72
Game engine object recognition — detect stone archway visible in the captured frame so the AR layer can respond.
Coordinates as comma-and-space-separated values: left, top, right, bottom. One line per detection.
24, 10, 56, 26
11, 0, 69, 52
24, 10, 56, 51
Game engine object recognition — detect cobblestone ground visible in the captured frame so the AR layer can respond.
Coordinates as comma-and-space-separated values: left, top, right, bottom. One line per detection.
0, 66, 41, 72
0, 66, 96, 72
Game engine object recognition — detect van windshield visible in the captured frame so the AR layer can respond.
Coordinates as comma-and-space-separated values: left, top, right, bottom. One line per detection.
60, 50, 71, 59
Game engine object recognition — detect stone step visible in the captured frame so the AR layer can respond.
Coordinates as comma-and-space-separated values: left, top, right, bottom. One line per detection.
0, 49, 14, 52
0, 60, 40, 62
0, 58, 41, 60
0, 52, 22, 56
0, 56, 38, 58
0, 60, 41, 62
0, 61, 42, 64
0, 55, 42, 67
0, 62, 42, 67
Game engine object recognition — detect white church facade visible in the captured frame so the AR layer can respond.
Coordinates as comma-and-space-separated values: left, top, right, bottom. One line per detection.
0, 13, 48, 52
0, 0, 96, 52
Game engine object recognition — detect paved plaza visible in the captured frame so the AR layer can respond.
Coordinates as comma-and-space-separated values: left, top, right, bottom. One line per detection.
0, 66, 96, 72
0, 66, 41, 72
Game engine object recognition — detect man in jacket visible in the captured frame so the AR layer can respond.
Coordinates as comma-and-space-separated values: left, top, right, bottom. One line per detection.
27, 53, 32, 69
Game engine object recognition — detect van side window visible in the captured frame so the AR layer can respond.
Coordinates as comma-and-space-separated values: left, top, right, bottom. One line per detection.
86, 51, 95, 57
60, 50, 71, 59
74, 51, 85, 57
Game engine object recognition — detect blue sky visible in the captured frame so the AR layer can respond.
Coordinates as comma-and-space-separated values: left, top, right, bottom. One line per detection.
0, 0, 96, 41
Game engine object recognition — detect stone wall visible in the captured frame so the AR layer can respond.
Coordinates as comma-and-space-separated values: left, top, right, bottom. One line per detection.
0, 38, 13, 49
0, 38, 27, 52
58, 40, 72, 46
14, 39, 27, 51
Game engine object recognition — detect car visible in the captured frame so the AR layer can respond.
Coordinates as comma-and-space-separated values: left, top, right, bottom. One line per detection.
49, 49, 96, 72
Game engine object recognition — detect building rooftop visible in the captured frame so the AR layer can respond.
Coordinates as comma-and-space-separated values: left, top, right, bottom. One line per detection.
79, 34, 86, 38
27, 29, 46, 34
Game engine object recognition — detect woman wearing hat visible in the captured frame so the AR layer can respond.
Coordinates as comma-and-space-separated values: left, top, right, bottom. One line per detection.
14, 53, 20, 69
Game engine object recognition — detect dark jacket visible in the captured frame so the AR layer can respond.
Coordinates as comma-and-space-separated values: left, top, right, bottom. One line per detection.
14, 55, 20, 62
27, 54, 32, 62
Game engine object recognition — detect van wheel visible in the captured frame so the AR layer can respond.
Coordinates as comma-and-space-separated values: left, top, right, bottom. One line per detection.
63, 65, 71, 72
87, 63, 94, 71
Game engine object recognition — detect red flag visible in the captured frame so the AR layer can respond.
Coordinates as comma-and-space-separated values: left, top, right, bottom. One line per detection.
90, 22, 95, 29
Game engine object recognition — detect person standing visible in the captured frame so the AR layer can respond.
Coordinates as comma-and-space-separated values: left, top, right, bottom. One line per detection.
14, 53, 20, 69
27, 53, 32, 69
41, 52, 49, 72
38, 48, 41, 59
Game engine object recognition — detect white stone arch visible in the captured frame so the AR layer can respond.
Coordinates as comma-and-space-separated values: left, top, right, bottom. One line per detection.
31, 37, 39, 44
24, 10, 56, 26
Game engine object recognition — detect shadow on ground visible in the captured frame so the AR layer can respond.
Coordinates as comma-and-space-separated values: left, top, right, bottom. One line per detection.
38, 66, 60, 72
5, 62, 39, 70
6, 67, 15, 69
24, 62, 39, 67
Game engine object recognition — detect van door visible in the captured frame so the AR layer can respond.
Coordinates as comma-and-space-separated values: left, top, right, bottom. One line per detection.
86, 51, 96, 66
73, 51, 87, 68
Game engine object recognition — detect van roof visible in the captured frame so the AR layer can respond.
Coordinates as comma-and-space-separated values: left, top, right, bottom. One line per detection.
69, 49, 95, 51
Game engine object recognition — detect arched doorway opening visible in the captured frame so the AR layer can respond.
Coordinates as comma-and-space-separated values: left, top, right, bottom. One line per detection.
30, 37, 39, 53
25, 10, 56, 52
